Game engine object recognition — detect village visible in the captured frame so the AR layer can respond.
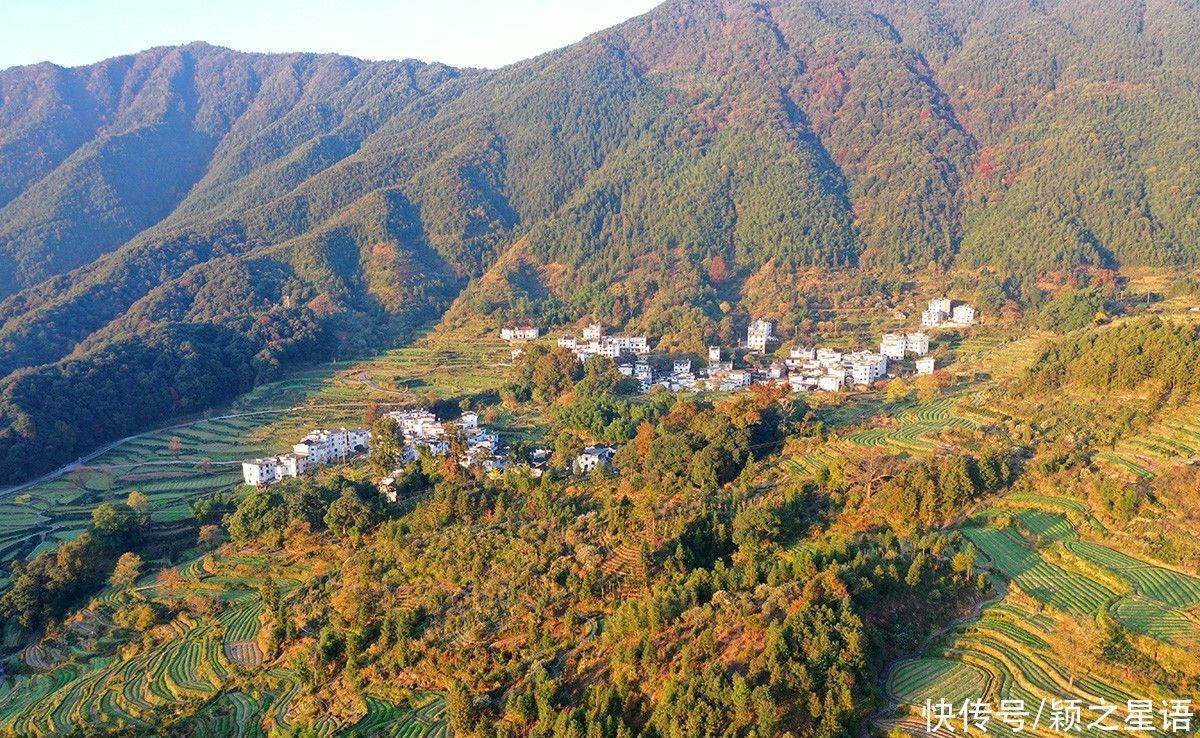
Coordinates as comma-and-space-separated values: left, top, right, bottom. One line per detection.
243, 296, 973, 492
501, 295, 973, 396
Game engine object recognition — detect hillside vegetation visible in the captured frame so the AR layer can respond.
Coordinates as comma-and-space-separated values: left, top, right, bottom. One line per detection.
2, 0, 1200, 480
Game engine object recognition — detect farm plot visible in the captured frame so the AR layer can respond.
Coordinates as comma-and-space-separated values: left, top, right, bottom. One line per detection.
1066, 541, 1200, 608
880, 501, 1200, 737
0, 543, 335, 735
1013, 510, 1076, 542
887, 658, 990, 706
350, 694, 447, 737
883, 602, 1153, 738
843, 396, 977, 456
1101, 409, 1200, 478
961, 526, 1114, 616
1112, 598, 1200, 647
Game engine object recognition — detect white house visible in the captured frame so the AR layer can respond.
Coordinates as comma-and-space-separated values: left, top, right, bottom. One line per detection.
573, 445, 616, 474
557, 336, 578, 349
846, 351, 888, 386
582, 323, 604, 341
673, 359, 692, 375
951, 304, 976, 325
609, 335, 650, 355
880, 333, 907, 361
747, 319, 776, 352
816, 348, 843, 366
789, 375, 816, 393
787, 346, 816, 368
906, 332, 930, 356
242, 427, 366, 486
916, 356, 936, 375
278, 453, 307, 478
242, 458, 280, 486
294, 427, 367, 465
817, 374, 844, 392
708, 346, 722, 364
929, 297, 952, 316
501, 326, 540, 342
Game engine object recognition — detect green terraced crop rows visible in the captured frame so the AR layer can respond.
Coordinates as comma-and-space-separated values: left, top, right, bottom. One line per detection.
887, 658, 990, 706
1067, 541, 1200, 607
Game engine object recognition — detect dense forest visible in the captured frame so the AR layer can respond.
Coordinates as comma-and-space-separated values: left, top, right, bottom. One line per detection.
1027, 317, 1200, 406
3, 0, 1200, 485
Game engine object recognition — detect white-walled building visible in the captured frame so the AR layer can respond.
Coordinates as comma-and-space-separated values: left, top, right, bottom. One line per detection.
243, 426, 369, 486
242, 457, 280, 485
845, 351, 888, 386
882, 331, 930, 358
573, 445, 616, 474
818, 374, 844, 392
386, 409, 444, 440
906, 332, 930, 356
786, 346, 816, 369
501, 326, 540, 341
747, 319, 776, 352
708, 346, 722, 364
293, 427, 369, 466
922, 297, 974, 328
880, 333, 908, 360
673, 359, 692, 375
816, 348, 844, 366
916, 356, 936, 375
561, 327, 650, 361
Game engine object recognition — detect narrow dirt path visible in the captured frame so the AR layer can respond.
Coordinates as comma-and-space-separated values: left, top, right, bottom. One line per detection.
860, 580, 1007, 738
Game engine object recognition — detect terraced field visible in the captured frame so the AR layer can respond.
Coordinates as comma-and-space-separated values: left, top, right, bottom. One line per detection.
878, 499, 1199, 737
842, 396, 978, 455
962, 526, 1114, 616
0, 548, 447, 736
1066, 541, 1200, 608
1112, 598, 1200, 647
1097, 406, 1200, 480
887, 659, 991, 705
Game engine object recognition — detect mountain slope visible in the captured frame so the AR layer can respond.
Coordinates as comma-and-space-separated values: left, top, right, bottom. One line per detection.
1, 0, 1199, 483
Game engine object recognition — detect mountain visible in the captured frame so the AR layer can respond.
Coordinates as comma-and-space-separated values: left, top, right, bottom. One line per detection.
2, 0, 1199, 483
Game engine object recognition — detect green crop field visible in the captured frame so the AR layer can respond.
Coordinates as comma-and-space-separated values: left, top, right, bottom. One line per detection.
878, 493, 1200, 737
0, 547, 447, 736
961, 525, 1114, 616
1112, 598, 1200, 647
842, 396, 978, 456
1066, 541, 1200, 608
887, 658, 991, 706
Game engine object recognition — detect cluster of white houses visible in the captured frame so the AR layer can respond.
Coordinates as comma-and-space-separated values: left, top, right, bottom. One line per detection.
243, 409, 505, 489
242, 427, 372, 485
381, 408, 501, 469
556, 323, 651, 361
500, 304, 964, 398
921, 297, 975, 328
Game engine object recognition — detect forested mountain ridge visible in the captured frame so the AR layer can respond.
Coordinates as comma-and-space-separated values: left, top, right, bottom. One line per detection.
2, 0, 1199, 483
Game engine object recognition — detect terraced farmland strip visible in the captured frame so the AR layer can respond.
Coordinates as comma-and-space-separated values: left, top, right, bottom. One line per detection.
1095, 453, 1155, 479
963, 527, 1114, 615
1113, 598, 1200, 646
1014, 511, 1076, 541
887, 658, 990, 706
1067, 542, 1200, 607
